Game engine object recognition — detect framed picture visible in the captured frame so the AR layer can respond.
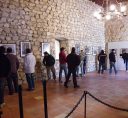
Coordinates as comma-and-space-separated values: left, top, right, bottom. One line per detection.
120, 48, 128, 54
0, 43, 16, 55
85, 46, 92, 55
41, 43, 50, 56
98, 46, 102, 53
92, 46, 99, 55
20, 41, 31, 57
75, 44, 80, 55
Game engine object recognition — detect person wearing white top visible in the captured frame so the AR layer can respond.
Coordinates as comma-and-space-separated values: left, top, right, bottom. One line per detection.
24, 48, 36, 91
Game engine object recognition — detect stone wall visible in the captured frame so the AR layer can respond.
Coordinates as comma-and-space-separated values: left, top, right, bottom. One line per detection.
0, 0, 105, 80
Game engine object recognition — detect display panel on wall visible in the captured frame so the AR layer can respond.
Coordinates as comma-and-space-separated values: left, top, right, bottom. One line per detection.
41, 43, 50, 56
0, 44, 16, 55
75, 44, 80, 55
92, 46, 98, 55
20, 41, 31, 57
120, 48, 128, 54
85, 46, 92, 55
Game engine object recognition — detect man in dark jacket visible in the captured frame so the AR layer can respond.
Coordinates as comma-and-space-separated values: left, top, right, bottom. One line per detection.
0, 46, 11, 108
109, 49, 117, 74
120, 50, 128, 71
64, 47, 80, 88
98, 50, 107, 74
6, 47, 19, 95
43, 52, 56, 80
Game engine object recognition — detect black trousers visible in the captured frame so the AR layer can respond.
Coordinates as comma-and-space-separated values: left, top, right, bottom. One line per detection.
65, 68, 78, 87
0, 78, 5, 104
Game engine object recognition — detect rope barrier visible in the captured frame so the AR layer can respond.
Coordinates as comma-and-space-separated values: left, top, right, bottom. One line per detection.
64, 91, 128, 118
65, 92, 85, 118
86, 91, 128, 112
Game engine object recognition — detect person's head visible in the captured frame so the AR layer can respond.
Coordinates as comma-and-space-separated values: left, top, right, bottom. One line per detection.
7, 47, 12, 53
81, 50, 83, 53
26, 48, 31, 54
111, 49, 115, 53
60, 47, 65, 52
0, 46, 6, 54
71, 47, 75, 53
44, 51, 49, 56
100, 50, 104, 54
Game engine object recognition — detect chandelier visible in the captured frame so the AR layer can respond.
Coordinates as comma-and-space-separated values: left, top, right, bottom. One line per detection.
93, 0, 127, 20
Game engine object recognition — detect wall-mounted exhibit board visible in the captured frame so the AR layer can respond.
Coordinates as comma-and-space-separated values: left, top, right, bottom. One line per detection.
107, 41, 128, 70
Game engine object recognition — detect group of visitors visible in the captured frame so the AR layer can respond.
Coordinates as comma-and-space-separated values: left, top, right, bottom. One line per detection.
98, 49, 128, 74
0, 46, 36, 108
0, 45, 128, 108
98, 49, 117, 74
42, 47, 86, 88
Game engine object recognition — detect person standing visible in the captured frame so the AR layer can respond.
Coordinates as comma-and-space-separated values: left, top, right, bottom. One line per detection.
120, 50, 128, 72
98, 50, 107, 74
6, 47, 19, 95
24, 48, 36, 91
64, 47, 80, 88
0, 46, 11, 108
43, 52, 56, 80
109, 49, 117, 74
79, 50, 86, 76
59, 47, 67, 83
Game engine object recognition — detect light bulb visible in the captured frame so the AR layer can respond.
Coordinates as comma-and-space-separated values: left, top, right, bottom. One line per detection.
105, 14, 111, 20
110, 4, 116, 11
93, 11, 99, 17
120, 5, 127, 12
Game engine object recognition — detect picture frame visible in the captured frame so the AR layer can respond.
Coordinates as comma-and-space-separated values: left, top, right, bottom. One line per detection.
85, 46, 92, 55
41, 43, 50, 56
20, 41, 31, 57
120, 48, 128, 54
0, 43, 16, 55
75, 44, 80, 55
92, 46, 99, 55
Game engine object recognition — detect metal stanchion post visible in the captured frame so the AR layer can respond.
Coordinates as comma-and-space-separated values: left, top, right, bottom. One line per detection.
18, 85, 24, 118
84, 91, 87, 118
0, 110, 3, 118
42, 80, 48, 118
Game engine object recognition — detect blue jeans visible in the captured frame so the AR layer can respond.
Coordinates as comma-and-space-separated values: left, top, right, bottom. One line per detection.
109, 62, 117, 74
0, 78, 5, 104
59, 64, 67, 81
7, 73, 18, 93
65, 68, 78, 87
125, 60, 128, 71
80, 61, 86, 76
25, 73, 35, 90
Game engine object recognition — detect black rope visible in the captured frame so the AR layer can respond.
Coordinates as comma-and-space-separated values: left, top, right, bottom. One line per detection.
65, 92, 85, 118
87, 91, 128, 112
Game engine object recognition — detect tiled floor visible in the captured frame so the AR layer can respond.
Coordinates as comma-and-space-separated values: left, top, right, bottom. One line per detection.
1, 71, 128, 118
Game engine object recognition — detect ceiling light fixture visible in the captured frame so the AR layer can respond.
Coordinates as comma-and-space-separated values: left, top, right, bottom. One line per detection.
93, 0, 127, 20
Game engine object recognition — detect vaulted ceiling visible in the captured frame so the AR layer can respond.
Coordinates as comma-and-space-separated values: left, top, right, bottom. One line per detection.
90, 0, 127, 7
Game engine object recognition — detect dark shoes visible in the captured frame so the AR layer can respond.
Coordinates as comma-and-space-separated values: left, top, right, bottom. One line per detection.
74, 85, 80, 88
59, 80, 63, 83
64, 82, 68, 88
